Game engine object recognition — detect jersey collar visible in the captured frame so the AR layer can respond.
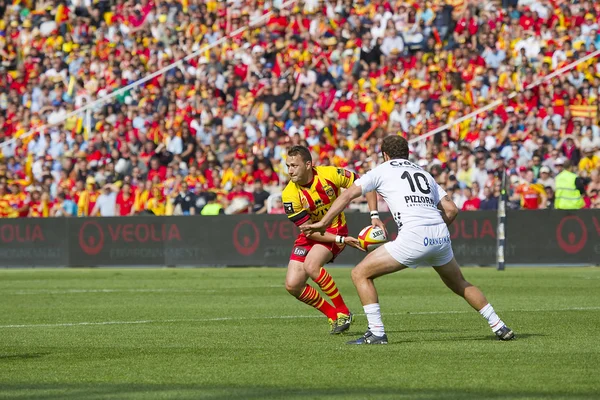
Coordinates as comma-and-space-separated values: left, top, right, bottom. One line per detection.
299, 168, 317, 188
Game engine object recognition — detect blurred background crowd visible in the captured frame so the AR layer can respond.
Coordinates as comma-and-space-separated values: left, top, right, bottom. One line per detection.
0, 0, 599, 218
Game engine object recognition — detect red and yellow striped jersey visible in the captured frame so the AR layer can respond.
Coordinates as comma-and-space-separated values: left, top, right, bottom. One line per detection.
282, 166, 357, 229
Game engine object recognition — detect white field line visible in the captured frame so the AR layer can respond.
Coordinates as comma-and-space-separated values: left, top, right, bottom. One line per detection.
0, 306, 598, 329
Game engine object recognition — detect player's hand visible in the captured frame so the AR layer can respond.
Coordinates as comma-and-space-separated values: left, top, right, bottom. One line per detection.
301, 222, 327, 236
344, 236, 365, 252
371, 217, 388, 235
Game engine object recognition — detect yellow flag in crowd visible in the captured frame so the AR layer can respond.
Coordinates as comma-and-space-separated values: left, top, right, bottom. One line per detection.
25, 153, 33, 181
55, 4, 66, 24
67, 76, 76, 97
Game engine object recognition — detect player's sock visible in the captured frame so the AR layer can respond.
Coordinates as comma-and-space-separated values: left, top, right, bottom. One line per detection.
478, 303, 505, 333
298, 284, 338, 320
363, 303, 385, 336
314, 268, 350, 315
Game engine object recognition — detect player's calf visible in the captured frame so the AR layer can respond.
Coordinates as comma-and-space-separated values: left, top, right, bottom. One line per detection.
304, 247, 351, 315
434, 258, 516, 340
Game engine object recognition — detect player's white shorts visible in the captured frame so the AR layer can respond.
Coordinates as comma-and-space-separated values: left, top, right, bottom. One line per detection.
384, 223, 454, 268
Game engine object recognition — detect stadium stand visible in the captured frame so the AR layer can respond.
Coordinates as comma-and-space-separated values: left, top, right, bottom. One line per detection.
0, 0, 599, 217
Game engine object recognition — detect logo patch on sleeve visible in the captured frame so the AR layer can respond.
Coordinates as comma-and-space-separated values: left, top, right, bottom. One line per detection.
284, 202, 294, 214
337, 168, 344, 175
345, 170, 352, 178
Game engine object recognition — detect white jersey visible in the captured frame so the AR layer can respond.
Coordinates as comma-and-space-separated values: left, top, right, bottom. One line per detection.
355, 159, 447, 231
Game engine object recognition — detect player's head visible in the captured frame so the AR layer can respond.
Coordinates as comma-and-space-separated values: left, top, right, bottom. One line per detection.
286, 145, 313, 184
381, 135, 409, 161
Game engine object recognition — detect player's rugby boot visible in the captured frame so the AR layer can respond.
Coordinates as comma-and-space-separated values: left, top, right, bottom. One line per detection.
330, 312, 354, 334
495, 325, 515, 341
328, 318, 336, 334
346, 330, 388, 345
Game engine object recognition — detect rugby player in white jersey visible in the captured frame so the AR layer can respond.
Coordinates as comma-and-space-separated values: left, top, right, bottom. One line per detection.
302, 135, 515, 344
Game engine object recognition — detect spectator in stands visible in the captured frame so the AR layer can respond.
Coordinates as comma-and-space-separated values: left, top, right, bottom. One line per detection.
554, 159, 586, 210
2, 0, 600, 217
514, 169, 547, 210
578, 146, 599, 177
587, 170, 600, 198
193, 183, 209, 214
545, 186, 556, 210
173, 182, 196, 216
480, 186, 499, 211
91, 184, 119, 217
200, 192, 224, 216
268, 196, 285, 215
462, 187, 481, 211
537, 166, 555, 190
252, 180, 270, 214
146, 186, 167, 216
50, 192, 77, 217
457, 158, 474, 189
225, 182, 253, 214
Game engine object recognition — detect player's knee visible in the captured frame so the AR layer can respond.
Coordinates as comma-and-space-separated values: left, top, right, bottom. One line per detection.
351, 266, 366, 283
462, 279, 473, 289
285, 281, 303, 297
303, 260, 321, 279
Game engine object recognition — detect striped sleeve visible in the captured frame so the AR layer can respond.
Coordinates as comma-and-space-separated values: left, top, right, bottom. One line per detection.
281, 185, 310, 226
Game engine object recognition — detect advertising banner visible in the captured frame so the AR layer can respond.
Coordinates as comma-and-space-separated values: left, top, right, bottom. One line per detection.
69, 217, 223, 266
507, 210, 600, 265
0, 210, 597, 267
0, 219, 68, 267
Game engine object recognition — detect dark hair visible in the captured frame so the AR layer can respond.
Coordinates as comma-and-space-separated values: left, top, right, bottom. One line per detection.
206, 192, 217, 202
287, 145, 312, 163
381, 135, 409, 159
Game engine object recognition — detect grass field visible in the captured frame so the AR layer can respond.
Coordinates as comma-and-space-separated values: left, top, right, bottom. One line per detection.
0, 267, 599, 400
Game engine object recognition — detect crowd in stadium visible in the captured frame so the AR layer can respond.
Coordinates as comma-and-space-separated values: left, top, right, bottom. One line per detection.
0, 0, 599, 218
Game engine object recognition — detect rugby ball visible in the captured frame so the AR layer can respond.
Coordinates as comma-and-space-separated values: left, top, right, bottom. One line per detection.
357, 226, 388, 252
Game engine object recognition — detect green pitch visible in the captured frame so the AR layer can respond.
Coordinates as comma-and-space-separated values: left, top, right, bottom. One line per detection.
0, 267, 599, 400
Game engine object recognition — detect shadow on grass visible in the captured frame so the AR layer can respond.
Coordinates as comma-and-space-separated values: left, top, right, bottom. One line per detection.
0, 353, 50, 360
0, 384, 596, 400
341, 332, 544, 343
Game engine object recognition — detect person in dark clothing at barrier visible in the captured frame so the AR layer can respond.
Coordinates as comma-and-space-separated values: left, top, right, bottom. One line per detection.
545, 186, 555, 209
480, 186, 499, 210
173, 182, 196, 215
252, 180, 270, 214
193, 183, 210, 214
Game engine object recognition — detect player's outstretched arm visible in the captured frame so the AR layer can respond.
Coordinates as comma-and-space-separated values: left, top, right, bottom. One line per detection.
300, 228, 361, 250
300, 228, 338, 243
302, 184, 363, 235
366, 191, 387, 233
437, 195, 459, 226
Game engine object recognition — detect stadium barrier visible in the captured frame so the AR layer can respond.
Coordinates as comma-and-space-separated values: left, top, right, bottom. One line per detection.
0, 210, 598, 267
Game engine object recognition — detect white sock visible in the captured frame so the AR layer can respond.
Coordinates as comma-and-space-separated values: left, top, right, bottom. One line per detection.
363, 303, 385, 336
479, 303, 505, 333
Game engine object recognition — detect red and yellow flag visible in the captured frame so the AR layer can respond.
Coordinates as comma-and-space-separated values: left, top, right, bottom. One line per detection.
55, 4, 69, 24
570, 105, 597, 119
